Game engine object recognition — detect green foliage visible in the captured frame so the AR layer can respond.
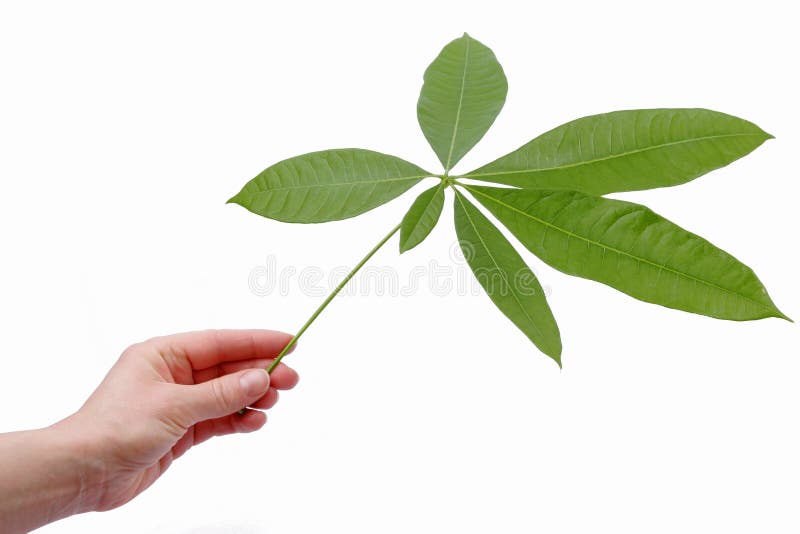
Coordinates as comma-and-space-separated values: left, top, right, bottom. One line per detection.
465, 109, 772, 195
417, 33, 508, 171
228, 149, 430, 223
230, 34, 788, 369
400, 182, 445, 253
454, 190, 562, 363
465, 185, 786, 321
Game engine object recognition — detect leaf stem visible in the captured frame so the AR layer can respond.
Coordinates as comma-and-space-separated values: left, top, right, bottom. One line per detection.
265, 222, 402, 373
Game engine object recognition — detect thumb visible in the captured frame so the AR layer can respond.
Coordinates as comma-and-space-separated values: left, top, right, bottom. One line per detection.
184, 369, 270, 422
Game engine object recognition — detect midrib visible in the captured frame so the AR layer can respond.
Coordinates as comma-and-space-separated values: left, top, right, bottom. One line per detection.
466, 186, 770, 313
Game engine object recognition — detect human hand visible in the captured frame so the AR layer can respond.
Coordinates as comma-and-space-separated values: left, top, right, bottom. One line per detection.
57, 329, 299, 512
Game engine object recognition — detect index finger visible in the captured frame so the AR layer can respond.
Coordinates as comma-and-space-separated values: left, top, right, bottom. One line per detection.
155, 329, 295, 370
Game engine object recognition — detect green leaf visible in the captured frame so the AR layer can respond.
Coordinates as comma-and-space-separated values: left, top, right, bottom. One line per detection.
417, 33, 508, 172
228, 149, 431, 223
465, 109, 773, 195
453, 190, 562, 364
465, 185, 788, 321
399, 182, 446, 253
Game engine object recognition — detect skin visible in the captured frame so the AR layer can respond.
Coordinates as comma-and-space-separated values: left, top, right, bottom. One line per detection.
0, 329, 300, 533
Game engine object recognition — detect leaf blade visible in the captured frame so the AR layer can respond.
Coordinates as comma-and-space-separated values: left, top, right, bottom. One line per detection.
399, 182, 446, 253
465, 109, 772, 195
417, 33, 508, 171
229, 149, 431, 223
465, 185, 787, 321
453, 190, 562, 363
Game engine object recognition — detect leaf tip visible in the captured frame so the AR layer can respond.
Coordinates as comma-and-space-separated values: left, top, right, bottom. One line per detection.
398, 227, 410, 253
546, 345, 563, 368
755, 124, 775, 141
226, 192, 243, 205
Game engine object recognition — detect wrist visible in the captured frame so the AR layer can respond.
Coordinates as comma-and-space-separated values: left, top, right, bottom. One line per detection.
47, 414, 109, 514
0, 418, 106, 533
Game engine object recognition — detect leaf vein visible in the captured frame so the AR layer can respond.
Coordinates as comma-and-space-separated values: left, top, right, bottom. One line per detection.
466, 132, 766, 179
467, 186, 773, 313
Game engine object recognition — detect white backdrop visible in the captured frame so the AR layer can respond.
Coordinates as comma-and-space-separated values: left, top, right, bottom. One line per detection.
1, 1, 798, 532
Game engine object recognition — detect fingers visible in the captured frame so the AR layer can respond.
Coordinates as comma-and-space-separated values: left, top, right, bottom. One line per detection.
222, 359, 300, 389
179, 368, 271, 423
193, 359, 300, 391
154, 329, 295, 370
192, 410, 267, 446
250, 387, 279, 410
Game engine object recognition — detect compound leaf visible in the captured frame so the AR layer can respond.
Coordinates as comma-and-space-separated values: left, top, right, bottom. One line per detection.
229, 149, 430, 223
417, 33, 508, 171
466, 185, 788, 321
453, 190, 562, 364
399, 182, 445, 253
465, 109, 772, 195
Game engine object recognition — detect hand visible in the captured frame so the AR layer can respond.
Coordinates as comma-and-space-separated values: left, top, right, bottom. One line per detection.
70, 329, 300, 511
0, 329, 299, 533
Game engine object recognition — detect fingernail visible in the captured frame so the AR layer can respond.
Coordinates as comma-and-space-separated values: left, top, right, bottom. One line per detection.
240, 369, 269, 397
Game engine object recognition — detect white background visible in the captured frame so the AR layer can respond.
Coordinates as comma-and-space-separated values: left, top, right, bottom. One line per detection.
1, 1, 798, 532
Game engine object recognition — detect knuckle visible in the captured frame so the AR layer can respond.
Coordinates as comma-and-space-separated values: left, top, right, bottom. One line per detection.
210, 378, 237, 411
119, 342, 144, 361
